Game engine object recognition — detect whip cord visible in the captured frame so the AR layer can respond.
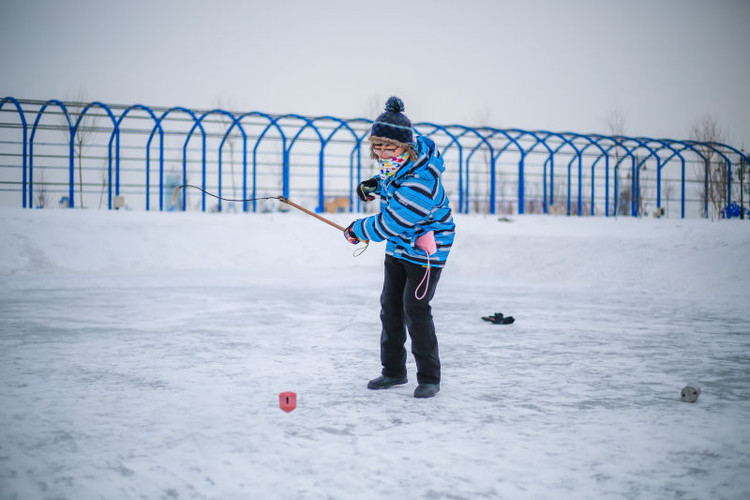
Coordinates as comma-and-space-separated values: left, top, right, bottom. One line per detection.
173, 184, 369, 257
172, 184, 279, 204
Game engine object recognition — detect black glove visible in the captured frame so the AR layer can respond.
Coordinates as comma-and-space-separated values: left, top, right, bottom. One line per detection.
343, 222, 360, 245
356, 177, 379, 202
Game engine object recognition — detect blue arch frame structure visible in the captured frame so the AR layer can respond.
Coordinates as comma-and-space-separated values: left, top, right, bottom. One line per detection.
28, 99, 73, 207
3, 97, 749, 218
0, 97, 28, 207
116, 105, 163, 211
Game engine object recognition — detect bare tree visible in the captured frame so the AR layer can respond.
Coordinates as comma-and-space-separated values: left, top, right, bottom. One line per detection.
690, 115, 726, 218
548, 181, 568, 215
735, 151, 748, 219
633, 154, 652, 217
664, 182, 675, 217
607, 107, 629, 216
35, 171, 49, 208
97, 169, 108, 209
62, 88, 99, 208
607, 106, 627, 140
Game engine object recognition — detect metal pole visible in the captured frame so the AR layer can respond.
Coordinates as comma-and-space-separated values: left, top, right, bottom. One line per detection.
741, 149, 746, 219
518, 153, 525, 214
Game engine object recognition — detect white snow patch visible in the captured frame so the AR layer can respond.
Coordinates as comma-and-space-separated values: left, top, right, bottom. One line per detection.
1, 208, 749, 499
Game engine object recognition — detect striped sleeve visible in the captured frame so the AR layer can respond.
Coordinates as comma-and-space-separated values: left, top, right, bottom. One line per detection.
350, 173, 439, 242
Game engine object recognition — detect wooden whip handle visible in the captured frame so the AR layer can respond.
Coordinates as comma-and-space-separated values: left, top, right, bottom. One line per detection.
277, 196, 346, 232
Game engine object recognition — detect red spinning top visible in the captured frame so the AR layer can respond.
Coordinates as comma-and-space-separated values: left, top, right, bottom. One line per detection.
279, 392, 297, 413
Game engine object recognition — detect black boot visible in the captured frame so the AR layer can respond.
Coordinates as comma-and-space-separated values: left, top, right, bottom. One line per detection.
413, 383, 440, 398
367, 375, 408, 390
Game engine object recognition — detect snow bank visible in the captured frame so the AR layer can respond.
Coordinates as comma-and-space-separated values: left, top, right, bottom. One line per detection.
2, 208, 748, 298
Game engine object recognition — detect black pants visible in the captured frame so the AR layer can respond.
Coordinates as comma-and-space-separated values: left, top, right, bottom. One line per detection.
379, 255, 443, 385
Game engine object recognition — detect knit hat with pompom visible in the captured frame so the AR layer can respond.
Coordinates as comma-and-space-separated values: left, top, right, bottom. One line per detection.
369, 96, 417, 161
370, 96, 413, 144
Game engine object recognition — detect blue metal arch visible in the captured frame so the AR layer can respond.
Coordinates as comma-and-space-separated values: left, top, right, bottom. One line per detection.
311, 116, 362, 212
559, 132, 610, 216
272, 114, 326, 211
144, 107, 204, 210
559, 133, 597, 216
501, 129, 556, 213
448, 125, 496, 213
662, 140, 708, 217
477, 128, 527, 213
72, 102, 119, 209
709, 142, 750, 165
147, 107, 204, 211
588, 135, 631, 216
437, 125, 477, 213
115, 104, 164, 210
339, 117, 374, 212
413, 122, 465, 213
216, 111, 249, 213
183, 109, 238, 211
633, 138, 708, 217
607, 135, 659, 216
533, 131, 582, 215
634, 138, 690, 217
0, 97, 28, 207
238, 112, 287, 212
591, 135, 638, 217
521, 131, 571, 211
29, 100, 73, 207
684, 140, 735, 217
587, 137, 622, 216
657, 141, 692, 218
184, 109, 246, 211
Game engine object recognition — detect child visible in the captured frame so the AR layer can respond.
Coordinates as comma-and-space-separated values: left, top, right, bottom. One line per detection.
344, 97, 456, 399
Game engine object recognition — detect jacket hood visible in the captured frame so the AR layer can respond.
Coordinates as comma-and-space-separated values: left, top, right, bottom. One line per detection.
393, 136, 444, 181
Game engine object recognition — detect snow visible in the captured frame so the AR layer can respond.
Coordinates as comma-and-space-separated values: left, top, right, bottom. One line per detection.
1, 207, 749, 499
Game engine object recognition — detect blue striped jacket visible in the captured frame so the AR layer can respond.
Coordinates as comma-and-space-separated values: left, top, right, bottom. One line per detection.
349, 136, 455, 267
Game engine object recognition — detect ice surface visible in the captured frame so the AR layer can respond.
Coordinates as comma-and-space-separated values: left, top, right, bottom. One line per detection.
1, 208, 749, 499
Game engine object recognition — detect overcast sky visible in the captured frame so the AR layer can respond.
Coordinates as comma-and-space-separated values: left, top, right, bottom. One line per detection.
2, 0, 748, 148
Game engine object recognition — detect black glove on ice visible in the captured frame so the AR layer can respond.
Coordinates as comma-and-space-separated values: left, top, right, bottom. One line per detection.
356, 177, 379, 202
